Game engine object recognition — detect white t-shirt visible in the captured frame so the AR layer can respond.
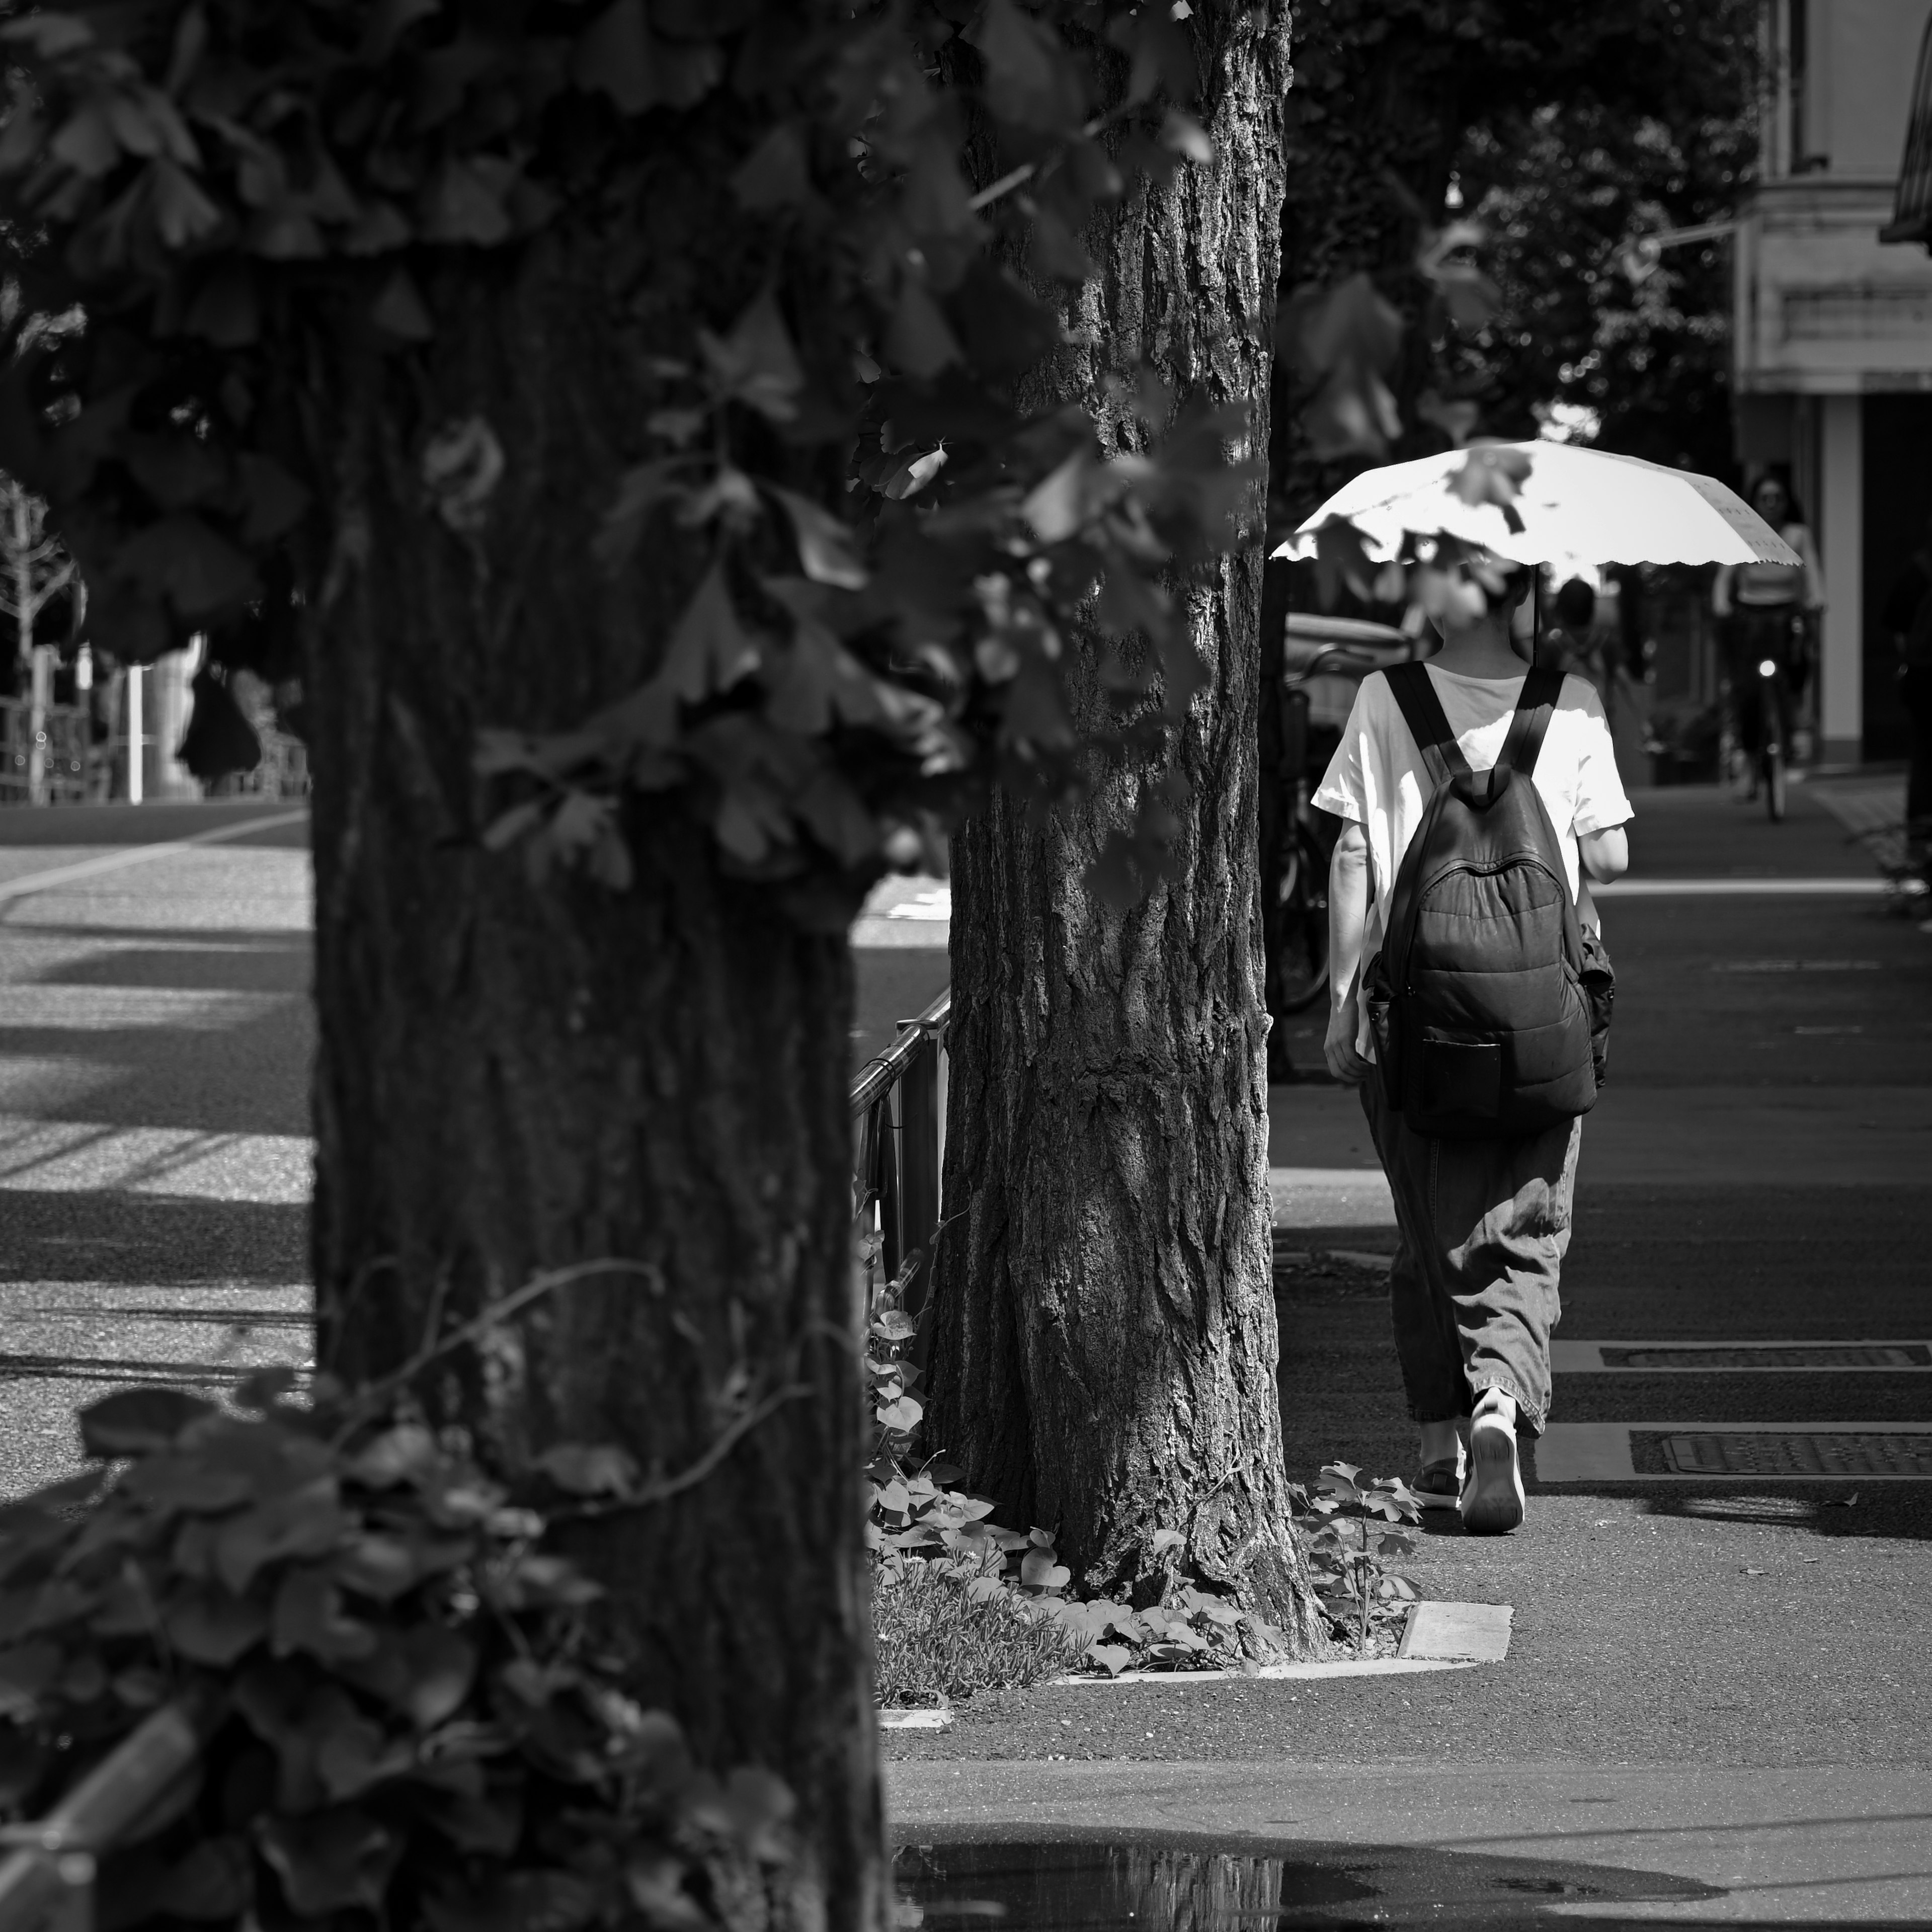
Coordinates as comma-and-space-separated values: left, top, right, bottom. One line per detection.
1312, 664, 1634, 1059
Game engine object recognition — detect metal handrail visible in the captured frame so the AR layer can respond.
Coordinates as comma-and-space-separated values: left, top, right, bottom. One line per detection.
851, 987, 951, 1334
850, 988, 951, 1117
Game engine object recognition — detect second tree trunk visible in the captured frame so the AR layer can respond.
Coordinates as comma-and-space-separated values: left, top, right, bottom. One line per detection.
926, 7, 1321, 1646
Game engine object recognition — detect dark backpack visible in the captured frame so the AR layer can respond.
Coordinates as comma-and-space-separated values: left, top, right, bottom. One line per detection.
1363, 663, 1611, 1140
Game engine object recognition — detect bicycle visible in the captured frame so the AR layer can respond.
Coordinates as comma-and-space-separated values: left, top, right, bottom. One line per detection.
1724, 607, 1811, 823
1268, 630, 1410, 1015
1749, 649, 1791, 823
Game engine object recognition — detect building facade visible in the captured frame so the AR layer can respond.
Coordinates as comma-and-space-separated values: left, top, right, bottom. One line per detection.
1734, 0, 1932, 763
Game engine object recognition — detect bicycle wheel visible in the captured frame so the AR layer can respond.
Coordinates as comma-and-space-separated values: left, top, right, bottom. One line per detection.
1764, 740, 1787, 822
1272, 822, 1331, 1014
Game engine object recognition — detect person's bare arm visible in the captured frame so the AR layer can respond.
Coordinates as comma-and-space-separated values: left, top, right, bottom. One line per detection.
1325, 821, 1372, 1084
1712, 566, 1734, 618
1797, 524, 1826, 611
1580, 825, 1628, 882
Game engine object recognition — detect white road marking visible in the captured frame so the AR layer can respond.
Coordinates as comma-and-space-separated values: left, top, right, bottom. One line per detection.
1593, 876, 1885, 896
0, 809, 306, 907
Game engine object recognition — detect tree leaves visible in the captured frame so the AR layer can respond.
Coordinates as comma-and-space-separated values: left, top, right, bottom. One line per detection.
0, 0, 1266, 918
80, 1389, 216, 1457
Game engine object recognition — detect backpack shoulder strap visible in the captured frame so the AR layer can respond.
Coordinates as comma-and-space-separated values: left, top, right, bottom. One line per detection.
1385, 663, 1471, 788
1496, 664, 1565, 781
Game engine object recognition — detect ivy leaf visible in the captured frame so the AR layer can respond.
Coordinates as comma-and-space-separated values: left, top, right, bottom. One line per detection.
534, 1444, 639, 1498
1160, 110, 1213, 165
595, 459, 688, 574
680, 1766, 794, 1864
572, 0, 655, 114
148, 160, 224, 248
732, 124, 810, 211
117, 514, 258, 618
423, 1871, 600, 1932
256, 1809, 401, 1916
661, 563, 760, 701
0, 15, 95, 57
1448, 444, 1533, 511
362, 0, 441, 62
79, 1389, 216, 1457
50, 103, 118, 179
421, 158, 513, 246
216, 1480, 349, 1593
123, 1453, 254, 1514
884, 283, 960, 380
1022, 451, 1092, 544
272, 1567, 378, 1663
166, 1582, 269, 1665
149, 1837, 255, 1921
699, 292, 803, 423
0, 1642, 61, 1720
767, 487, 866, 590
970, 0, 1086, 131
399, 1626, 477, 1731
370, 268, 434, 341
347, 1425, 439, 1489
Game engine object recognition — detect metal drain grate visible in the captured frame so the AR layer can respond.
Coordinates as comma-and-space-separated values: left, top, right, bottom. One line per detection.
1655, 1432, 1932, 1477
1604, 1344, 1932, 1370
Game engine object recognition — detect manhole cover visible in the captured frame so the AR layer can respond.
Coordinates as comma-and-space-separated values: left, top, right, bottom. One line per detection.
1603, 1344, 1931, 1370
1654, 1432, 1932, 1477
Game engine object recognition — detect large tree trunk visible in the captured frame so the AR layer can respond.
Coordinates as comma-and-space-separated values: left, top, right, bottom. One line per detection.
299, 245, 884, 1932
925, 7, 1322, 1649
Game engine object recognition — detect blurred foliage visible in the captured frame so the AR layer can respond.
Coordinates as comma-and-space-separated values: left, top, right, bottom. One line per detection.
1274, 0, 1759, 525
0, 0, 1269, 915
0, 1378, 799, 1932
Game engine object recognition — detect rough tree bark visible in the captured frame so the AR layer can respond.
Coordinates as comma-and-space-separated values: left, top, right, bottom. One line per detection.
925, 6, 1323, 1647
297, 244, 883, 1931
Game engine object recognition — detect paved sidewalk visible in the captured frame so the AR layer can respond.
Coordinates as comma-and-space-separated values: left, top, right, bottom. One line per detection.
0, 802, 312, 1497
887, 782, 1932, 1924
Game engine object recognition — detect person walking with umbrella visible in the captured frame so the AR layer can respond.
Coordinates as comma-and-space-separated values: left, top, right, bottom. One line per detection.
1276, 446, 1800, 1533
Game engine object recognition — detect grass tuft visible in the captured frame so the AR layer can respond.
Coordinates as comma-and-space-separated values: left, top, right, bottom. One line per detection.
872, 1560, 1082, 1706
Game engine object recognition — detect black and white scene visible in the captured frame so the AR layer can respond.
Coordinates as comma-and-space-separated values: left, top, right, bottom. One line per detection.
0, 0, 1926, 1926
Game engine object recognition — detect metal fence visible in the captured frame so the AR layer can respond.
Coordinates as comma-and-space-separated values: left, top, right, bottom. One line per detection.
851, 987, 950, 1329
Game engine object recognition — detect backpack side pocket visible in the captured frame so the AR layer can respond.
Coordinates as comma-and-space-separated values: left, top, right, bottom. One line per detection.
1579, 926, 1616, 1088
1363, 948, 1400, 1104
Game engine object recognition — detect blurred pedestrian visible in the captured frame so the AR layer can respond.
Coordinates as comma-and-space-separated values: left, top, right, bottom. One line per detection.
1712, 476, 1823, 793
1883, 508, 1932, 867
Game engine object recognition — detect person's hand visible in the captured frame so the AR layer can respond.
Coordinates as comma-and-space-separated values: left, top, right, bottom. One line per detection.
1325, 998, 1370, 1085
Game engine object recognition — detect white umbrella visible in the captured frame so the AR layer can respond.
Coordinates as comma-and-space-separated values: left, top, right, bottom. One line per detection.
1272, 441, 1801, 569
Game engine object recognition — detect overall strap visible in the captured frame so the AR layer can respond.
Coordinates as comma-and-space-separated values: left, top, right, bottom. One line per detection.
1496, 664, 1565, 781
1385, 663, 1471, 789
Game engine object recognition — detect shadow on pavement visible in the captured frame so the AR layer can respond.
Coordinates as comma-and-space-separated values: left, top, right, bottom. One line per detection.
0, 803, 307, 849
0, 1191, 307, 1283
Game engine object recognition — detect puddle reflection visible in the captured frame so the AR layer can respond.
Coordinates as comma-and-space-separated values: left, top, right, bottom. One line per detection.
894, 1835, 1724, 1928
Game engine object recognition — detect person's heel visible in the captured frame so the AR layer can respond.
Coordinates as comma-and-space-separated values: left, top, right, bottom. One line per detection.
1461, 1401, 1525, 1536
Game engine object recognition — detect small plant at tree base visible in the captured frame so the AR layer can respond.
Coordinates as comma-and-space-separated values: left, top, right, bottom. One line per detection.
871, 1554, 1082, 1709
859, 1243, 1290, 1691
0, 1378, 793, 1932
1299, 1464, 1423, 1656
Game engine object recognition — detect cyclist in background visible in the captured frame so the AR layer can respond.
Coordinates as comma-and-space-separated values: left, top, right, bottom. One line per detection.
1712, 474, 1824, 797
